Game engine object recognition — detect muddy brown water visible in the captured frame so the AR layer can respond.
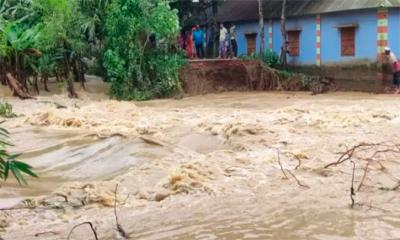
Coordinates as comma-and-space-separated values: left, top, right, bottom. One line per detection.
1, 80, 400, 239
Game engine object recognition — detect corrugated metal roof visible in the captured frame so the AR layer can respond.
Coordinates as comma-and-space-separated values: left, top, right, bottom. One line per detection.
217, 0, 400, 23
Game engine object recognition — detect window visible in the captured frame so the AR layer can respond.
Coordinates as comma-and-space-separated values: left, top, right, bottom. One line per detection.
287, 30, 300, 56
245, 33, 257, 55
340, 27, 355, 56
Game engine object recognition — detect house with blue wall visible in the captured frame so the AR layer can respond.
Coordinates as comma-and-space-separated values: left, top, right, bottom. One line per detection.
217, 0, 400, 66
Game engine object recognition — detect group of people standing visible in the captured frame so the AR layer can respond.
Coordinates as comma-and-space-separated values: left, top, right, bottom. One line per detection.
179, 23, 238, 59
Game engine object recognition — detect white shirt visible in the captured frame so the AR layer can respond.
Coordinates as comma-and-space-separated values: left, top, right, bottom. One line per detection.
220, 27, 228, 42
388, 52, 398, 65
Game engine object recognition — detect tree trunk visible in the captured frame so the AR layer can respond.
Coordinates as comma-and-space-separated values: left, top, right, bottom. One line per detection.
280, 0, 287, 68
66, 73, 78, 98
78, 58, 86, 90
6, 73, 32, 99
258, 0, 265, 54
63, 53, 78, 98
33, 74, 39, 95
211, 0, 219, 58
43, 75, 50, 92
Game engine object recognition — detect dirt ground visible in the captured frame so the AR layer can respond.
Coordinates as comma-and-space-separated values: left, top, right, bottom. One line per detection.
1, 86, 400, 239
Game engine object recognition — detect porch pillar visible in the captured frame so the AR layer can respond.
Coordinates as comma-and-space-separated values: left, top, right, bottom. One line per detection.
377, 8, 388, 56
268, 19, 273, 49
316, 14, 321, 66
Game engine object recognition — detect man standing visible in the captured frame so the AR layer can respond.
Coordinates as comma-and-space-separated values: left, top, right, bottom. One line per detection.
230, 25, 238, 58
384, 47, 400, 94
218, 23, 228, 58
193, 25, 205, 59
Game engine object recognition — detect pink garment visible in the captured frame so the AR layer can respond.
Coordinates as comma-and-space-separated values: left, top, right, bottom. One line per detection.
394, 61, 400, 72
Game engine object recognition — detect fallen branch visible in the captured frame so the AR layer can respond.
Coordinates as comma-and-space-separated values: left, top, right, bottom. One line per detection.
114, 184, 129, 239
67, 221, 98, 240
324, 143, 378, 168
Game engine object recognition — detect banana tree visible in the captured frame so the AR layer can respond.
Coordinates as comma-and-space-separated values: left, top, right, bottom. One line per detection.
0, 20, 41, 98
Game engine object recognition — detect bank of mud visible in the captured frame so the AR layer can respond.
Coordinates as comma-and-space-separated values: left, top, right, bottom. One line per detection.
1, 88, 400, 239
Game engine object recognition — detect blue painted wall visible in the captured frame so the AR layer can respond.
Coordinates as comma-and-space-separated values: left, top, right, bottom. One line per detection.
235, 8, 381, 65
320, 9, 376, 64
286, 16, 315, 65
235, 21, 270, 55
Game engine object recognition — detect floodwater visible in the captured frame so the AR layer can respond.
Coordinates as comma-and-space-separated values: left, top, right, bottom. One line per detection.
1, 79, 400, 239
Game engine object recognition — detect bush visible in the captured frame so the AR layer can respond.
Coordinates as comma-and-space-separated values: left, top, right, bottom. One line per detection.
239, 49, 281, 68
0, 102, 17, 118
103, 0, 186, 101
0, 128, 37, 185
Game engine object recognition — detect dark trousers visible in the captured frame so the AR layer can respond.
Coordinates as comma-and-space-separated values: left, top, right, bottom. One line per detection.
195, 44, 204, 58
394, 71, 400, 86
230, 39, 238, 57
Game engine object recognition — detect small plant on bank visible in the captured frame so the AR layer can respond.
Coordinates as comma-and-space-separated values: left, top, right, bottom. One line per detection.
239, 49, 281, 68
0, 128, 37, 185
0, 102, 17, 118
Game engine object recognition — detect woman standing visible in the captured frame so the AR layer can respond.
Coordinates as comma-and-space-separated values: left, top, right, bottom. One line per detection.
186, 27, 195, 59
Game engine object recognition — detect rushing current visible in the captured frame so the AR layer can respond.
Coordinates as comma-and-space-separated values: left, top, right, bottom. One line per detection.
1, 78, 400, 240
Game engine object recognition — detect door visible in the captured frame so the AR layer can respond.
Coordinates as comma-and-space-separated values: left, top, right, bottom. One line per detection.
245, 33, 257, 55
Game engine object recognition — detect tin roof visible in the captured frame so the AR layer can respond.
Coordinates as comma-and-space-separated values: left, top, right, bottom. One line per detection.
217, 0, 400, 22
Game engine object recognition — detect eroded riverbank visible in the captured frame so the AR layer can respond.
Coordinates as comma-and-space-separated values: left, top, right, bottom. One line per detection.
1, 88, 400, 239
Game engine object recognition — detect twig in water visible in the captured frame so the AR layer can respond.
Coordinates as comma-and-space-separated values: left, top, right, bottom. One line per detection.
34, 231, 59, 237
277, 150, 309, 188
114, 184, 129, 239
357, 161, 370, 192
286, 169, 310, 188
350, 161, 356, 208
324, 143, 378, 168
285, 152, 302, 170
67, 221, 98, 240
277, 151, 289, 179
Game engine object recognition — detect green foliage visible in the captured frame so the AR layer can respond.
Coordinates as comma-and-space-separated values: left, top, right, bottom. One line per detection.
239, 49, 281, 68
0, 102, 16, 118
0, 127, 37, 185
262, 49, 280, 68
276, 69, 292, 79
103, 0, 186, 100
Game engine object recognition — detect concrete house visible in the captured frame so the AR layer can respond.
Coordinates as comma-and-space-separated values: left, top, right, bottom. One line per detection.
218, 0, 400, 66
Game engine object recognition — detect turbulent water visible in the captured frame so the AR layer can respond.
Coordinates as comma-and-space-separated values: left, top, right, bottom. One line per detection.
1, 80, 400, 239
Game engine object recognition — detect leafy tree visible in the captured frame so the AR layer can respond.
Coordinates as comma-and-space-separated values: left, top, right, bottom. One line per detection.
103, 0, 185, 100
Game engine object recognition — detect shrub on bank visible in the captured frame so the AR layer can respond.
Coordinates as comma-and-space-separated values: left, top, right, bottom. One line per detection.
103, 0, 186, 101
